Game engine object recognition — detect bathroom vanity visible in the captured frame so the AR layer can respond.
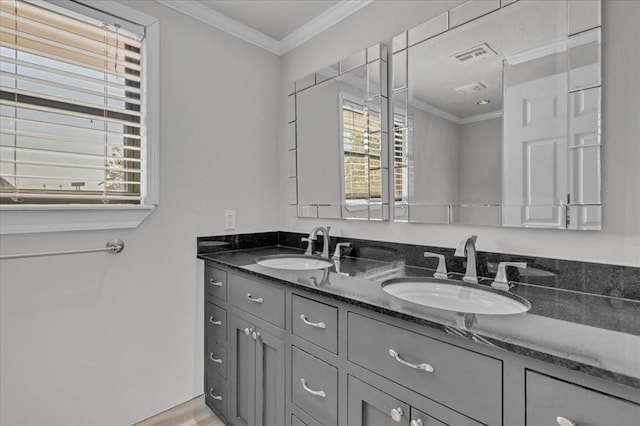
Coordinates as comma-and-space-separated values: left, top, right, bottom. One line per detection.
197, 233, 640, 426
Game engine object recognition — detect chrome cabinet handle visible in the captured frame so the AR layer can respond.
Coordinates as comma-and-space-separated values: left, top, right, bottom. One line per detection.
300, 378, 326, 398
209, 353, 223, 364
388, 349, 434, 373
209, 389, 222, 401
209, 316, 222, 326
247, 293, 264, 303
390, 407, 404, 422
252, 330, 260, 341
556, 417, 577, 426
300, 314, 326, 329
244, 327, 252, 336
209, 279, 223, 287
410, 419, 423, 426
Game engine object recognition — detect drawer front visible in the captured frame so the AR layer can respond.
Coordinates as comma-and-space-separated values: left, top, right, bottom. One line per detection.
291, 414, 321, 426
205, 302, 227, 342
347, 313, 501, 426
206, 337, 227, 379
229, 274, 285, 328
526, 371, 640, 426
292, 347, 338, 425
205, 266, 228, 301
347, 375, 410, 426
292, 295, 338, 354
205, 368, 227, 419
411, 408, 447, 426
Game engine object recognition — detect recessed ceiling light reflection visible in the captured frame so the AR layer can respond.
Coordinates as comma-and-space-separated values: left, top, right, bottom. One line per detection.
477, 100, 490, 105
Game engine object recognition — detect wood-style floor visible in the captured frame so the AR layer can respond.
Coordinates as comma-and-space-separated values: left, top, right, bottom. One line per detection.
133, 395, 223, 426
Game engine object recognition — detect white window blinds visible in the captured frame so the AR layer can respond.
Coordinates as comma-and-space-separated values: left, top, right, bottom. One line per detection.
0, 0, 144, 204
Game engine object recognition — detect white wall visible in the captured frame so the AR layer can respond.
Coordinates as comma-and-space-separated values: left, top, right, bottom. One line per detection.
0, 1, 281, 425
279, 0, 640, 267
410, 107, 460, 204
459, 117, 502, 204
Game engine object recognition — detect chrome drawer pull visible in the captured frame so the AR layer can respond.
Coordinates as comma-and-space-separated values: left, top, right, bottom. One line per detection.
209, 279, 223, 287
556, 417, 576, 426
300, 378, 326, 398
209, 353, 223, 364
410, 419, 424, 426
209, 389, 222, 401
247, 293, 264, 303
300, 314, 326, 329
388, 349, 434, 373
209, 316, 223, 326
390, 407, 404, 422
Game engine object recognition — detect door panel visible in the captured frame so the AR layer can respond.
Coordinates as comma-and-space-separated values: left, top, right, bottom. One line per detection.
504, 70, 568, 228
229, 314, 256, 426
255, 329, 285, 426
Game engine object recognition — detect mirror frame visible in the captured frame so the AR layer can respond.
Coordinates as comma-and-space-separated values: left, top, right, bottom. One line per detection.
391, 0, 602, 230
287, 43, 390, 221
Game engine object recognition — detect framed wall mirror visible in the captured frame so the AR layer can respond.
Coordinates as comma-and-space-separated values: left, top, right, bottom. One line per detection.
287, 43, 390, 221
392, 0, 602, 230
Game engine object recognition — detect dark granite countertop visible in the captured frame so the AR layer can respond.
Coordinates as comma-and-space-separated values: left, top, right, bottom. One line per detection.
198, 244, 640, 390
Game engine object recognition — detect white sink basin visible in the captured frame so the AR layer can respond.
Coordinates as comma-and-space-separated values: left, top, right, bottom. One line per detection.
255, 254, 333, 271
381, 278, 531, 315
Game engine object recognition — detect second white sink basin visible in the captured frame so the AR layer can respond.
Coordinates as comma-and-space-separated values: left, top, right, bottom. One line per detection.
256, 254, 333, 271
381, 277, 531, 315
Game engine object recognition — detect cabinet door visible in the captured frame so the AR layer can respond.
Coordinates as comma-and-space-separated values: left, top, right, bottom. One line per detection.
347, 375, 410, 426
255, 328, 285, 426
229, 314, 256, 426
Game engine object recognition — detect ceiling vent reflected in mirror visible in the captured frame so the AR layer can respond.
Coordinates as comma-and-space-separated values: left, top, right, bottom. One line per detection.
452, 43, 498, 63
454, 81, 487, 94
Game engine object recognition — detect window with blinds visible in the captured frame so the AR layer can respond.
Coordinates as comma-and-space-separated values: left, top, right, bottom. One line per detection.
0, 0, 144, 204
342, 101, 382, 201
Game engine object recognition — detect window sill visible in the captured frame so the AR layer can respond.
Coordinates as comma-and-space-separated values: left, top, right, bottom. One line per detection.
0, 205, 156, 235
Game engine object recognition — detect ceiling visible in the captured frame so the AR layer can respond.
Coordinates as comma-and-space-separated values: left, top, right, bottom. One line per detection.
156, 0, 373, 55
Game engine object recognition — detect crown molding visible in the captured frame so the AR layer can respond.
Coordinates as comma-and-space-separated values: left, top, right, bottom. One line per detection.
155, 0, 373, 56
279, 0, 374, 55
156, 0, 280, 54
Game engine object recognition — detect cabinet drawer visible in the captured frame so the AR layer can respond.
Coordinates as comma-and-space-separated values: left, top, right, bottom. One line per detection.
347, 313, 501, 426
292, 295, 338, 354
206, 337, 227, 379
292, 347, 338, 426
292, 414, 321, 426
205, 266, 227, 301
205, 368, 227, 419
205, 302, 227, 342
229, 274, 285, 328
526, 371, 640, 425
411, 407, 447, 426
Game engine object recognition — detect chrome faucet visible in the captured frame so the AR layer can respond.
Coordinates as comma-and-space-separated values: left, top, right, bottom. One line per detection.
302, 226, 331, 258
454, 235, 478, 284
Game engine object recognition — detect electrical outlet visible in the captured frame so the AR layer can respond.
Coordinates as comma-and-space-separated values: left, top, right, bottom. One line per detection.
224, 210, 236, 230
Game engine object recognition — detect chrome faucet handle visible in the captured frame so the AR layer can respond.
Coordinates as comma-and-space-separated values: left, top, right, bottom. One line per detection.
333, 242, 351, 261
491, 262, 527, 291
301, 237, 314, 256
423, 252, 448, 279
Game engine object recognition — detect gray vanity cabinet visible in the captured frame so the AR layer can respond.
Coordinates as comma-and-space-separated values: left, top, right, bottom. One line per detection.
202, 261, 639, 426
228, 313, 285, 426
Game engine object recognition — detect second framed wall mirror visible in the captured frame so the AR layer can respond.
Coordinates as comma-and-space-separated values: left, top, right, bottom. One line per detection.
287, 44, 390, 221
392, 0, 602, 230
